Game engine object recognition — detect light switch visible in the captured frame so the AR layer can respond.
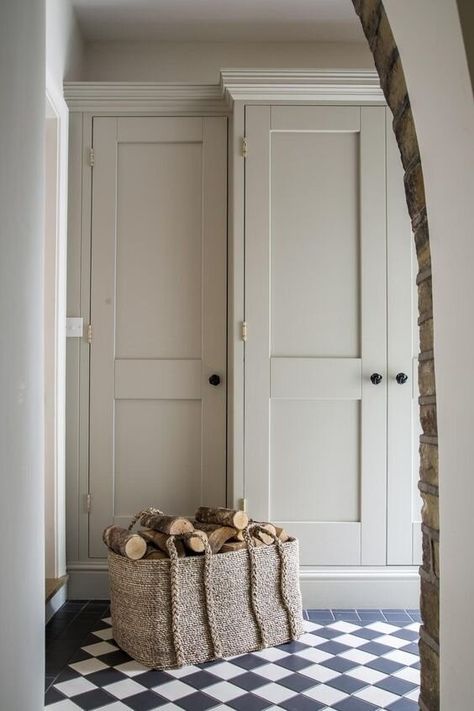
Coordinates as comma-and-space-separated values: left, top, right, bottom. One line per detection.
66, 317, 84, 338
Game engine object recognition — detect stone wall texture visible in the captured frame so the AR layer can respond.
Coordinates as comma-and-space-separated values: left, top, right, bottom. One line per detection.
352, 2, 439, 709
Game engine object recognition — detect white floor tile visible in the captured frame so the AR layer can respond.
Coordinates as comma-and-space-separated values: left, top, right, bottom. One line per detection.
303, 683, 348, 705
339, 648, 377, 665
46, 701, 82, 711
252, 663, 293, 681
198, 661, 245, 679
332, 633, 368, 648
404, 622, 420, 632
393, 666, 421, 684
93, 628, 114, 641
382, 649, 419, 666
294, 646, 333, 663
299, 663, 340, 683
253, 682, 297, 704
365, 622, 399, 634
203, 681, 246, 702
373, 634, 412, 649
54, 677, 96, 697
114, 660, 150, 677
253, 646, 289, 661
405, 687, 421, 701
103, 678, 146, 699
81, 641, 118, 657
151, 680, 195, 700
354, 685, 400, 708
101, 617, 112, 625
346, 665, 387, 684
327, 621, 361, 633
298, 633, 328, 646
69, 658, 108, 676
165, 664, 201, 678
95, 703, 133, 711
302, 620, 322, 632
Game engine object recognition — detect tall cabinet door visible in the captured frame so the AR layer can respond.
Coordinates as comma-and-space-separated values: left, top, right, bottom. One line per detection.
88, 117, 227, 557
244, 105, 387, 566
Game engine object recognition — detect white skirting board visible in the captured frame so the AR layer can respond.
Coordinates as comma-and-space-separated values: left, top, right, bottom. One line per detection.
46, 584, 68, 623
67, 562, 420, 607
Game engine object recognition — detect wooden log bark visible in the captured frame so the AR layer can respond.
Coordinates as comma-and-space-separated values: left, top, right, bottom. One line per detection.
140, 512, 193, 535
103, 525, 147, 560
183, 530, 208, 554
144, 546, 168, 560
275, 526, 290, 542
140, 529, 185, 557
192, 522, 237, 552
254, 522, 277, 545
195, 506, 249, 530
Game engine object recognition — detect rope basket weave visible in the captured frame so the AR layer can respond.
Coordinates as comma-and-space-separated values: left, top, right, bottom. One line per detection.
108, 511, 304, 669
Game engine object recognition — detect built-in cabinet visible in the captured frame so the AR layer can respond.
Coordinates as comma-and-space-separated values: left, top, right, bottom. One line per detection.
65, 71, 421, 604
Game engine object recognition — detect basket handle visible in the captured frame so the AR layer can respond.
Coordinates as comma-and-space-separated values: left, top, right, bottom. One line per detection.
244, 523, 300, 645
166, 532, 222, 667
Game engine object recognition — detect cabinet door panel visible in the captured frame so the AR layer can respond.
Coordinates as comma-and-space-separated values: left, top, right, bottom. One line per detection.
245, 105, 387, 566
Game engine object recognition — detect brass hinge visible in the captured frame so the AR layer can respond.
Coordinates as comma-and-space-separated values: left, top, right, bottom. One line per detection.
89, 147, 95, 167
241, 137, 248, 158
239, 497, 247, 512
87, 323, 93, 344
241, 321, 247, 342
86, 493, 92, 513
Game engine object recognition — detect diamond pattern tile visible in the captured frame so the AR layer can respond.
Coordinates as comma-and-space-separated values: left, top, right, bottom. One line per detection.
45, 607, 420, 709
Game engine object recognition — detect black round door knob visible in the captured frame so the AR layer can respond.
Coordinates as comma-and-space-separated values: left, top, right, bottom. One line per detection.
396, 372, 408, 384
370, 373, 383, 385
208, 374, 221, 386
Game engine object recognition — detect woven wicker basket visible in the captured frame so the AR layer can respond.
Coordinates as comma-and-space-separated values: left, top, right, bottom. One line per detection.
108, 518, 304, 669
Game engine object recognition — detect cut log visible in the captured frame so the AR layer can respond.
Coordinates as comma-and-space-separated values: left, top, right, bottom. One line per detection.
140, 512, 194, 535
144, 547, 167, 560
220, 541, 248, 552
192, 522, 237, 552
195, 506, 249, 531
232, 530, 245, 542
275, 526, 290, 543
183, 530, 208, 554
103, 525, 147, 560
254, 522, 277, 545
140, 529, 185, 557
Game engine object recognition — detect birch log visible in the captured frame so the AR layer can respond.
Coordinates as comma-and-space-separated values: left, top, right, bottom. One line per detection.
103, 525, 147, 560
140, 529, 185, 557
192, 522, 237, 552
140, 512, 193, 535
195, 506, 249, 530
183, 530, 208, 554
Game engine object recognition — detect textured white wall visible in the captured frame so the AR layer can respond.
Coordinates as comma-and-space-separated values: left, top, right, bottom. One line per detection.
83, 40, 373, 82
383, 1, 474, 708
0, 1, 45, 709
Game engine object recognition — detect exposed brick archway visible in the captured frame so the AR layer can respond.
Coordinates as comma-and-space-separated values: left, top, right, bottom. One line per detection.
352, 2, 439, 709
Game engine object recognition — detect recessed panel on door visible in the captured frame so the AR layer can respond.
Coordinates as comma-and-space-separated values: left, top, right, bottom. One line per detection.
88, 116, 227, 557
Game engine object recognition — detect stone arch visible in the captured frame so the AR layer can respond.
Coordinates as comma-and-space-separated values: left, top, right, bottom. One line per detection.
351, 2, 439, 709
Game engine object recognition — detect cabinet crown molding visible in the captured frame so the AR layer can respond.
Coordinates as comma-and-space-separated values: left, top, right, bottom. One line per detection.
64, 69, 384, 112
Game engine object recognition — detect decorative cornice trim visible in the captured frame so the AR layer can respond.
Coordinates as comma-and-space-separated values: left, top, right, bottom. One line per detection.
64, 69, 384, 112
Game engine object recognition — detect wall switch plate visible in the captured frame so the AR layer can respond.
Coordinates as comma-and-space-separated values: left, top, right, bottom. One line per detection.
66, 317, 84, 338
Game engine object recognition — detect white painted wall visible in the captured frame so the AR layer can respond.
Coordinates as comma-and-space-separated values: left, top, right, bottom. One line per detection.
383, 1, 474, 708
83, 40, 373, 82
46, 0, 84, 85
0, 1, 45, 709
45, 0, 83, 583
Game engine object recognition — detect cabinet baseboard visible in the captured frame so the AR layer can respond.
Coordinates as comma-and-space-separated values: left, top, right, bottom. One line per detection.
67, 562, 420, 607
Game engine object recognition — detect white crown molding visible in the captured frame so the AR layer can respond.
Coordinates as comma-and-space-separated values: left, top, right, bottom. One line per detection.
63, 82, 226, 113
64, 69, 384, 113
221, 68, 384, 105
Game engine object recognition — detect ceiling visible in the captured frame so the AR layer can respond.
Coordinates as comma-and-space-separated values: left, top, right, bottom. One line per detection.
72, 0, 365, 43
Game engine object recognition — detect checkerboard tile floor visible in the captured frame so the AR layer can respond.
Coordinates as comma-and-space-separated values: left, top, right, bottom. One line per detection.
45, 605, 421, 710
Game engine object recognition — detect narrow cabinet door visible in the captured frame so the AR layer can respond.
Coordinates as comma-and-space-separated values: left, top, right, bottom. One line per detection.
88, 117, 227, 557
244, 105, 387, 566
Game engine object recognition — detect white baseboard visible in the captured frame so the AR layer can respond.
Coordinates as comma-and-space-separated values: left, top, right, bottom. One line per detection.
46, 584, 68, 623
68, 562, 420, 608
300, 566, 420, 608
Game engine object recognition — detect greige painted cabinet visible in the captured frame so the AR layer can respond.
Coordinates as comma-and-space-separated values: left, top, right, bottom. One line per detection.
243, 105, 420, 568
88, 116, 227, 557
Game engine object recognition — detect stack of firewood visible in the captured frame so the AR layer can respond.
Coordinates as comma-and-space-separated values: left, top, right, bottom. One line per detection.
103, 506, 290, 561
